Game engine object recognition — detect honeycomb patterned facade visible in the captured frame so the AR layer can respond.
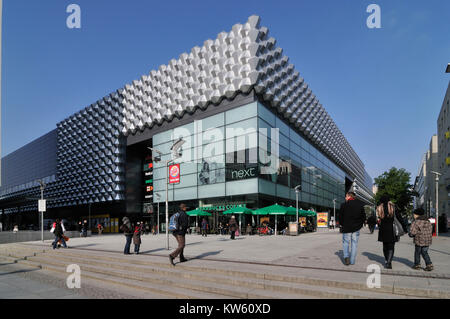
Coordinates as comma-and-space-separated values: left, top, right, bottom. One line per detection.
120, 15, 370, 194
1, 15, 372, 212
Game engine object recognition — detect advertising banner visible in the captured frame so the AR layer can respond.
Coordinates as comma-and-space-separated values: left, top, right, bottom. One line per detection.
317, 212, 329, 228
169, 164, 181, 184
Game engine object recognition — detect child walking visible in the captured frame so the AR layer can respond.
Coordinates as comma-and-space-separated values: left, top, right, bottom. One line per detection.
409, 208, 433, 271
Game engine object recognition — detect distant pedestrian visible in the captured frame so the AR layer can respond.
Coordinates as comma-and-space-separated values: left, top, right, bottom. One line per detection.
367, 215, 377, 234
78, 221, 83, 237
82, 220, 88, 237
410, 208, 433, 271
169, 203, 189, 266
145, 222, 150, 235
338, 191, 366, 265
97, 223, 103, 235
218, 222, 224, 235
246, 223, 253, 235
121, 217, 133, 255
229, 216, 238, 240
13, 225, 19, 233
376, 195, 407, 269
133, 222, 142, 254
201, 218, 208, 237
51, 219, 67, 249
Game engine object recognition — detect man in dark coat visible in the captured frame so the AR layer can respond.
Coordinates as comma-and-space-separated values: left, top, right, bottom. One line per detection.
121, 217, 133, 255
338, 191, 366, 265
169, 203, 189, 266
229, 216, 238, 240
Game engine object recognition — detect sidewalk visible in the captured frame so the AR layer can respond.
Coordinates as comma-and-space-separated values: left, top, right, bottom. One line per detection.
18, 227, 450, 277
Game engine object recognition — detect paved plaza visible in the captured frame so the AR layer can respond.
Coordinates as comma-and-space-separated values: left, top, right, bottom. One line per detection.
18, 227, 450, 275
1, 227, 449, 299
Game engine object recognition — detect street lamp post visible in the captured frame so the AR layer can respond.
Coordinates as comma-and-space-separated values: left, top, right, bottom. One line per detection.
155, 193, 161, 234
294, 185, 301, 234
333, 199, 337, 230
431, 171, 441, 237
38, 180, 45, 242
149, 138, 185, 250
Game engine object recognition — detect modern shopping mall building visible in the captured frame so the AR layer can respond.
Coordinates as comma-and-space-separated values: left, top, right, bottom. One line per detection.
0, 16, 373, 232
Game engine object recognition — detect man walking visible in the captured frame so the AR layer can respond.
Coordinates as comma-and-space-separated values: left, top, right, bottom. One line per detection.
169, 203, 189, 266
338, 191, 366, 265
51, 219, 67, 249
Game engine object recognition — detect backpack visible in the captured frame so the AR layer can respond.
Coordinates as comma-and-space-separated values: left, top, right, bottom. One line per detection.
169, 212, 180, 231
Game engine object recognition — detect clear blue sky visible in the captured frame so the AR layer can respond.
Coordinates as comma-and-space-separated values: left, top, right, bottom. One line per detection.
2, 0, 450, 182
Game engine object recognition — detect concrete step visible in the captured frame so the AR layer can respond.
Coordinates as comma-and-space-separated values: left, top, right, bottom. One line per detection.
38, 248, 448, 298
14, 258, 237, 299
23, 254, 413, 299
4, 244, 450, 299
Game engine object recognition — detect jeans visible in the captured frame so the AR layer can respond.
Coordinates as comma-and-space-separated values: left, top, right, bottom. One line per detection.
414, 245, 432, 266
342, 231, 360, 264
134, 244, 140, 254
124, 235, 133, 254
52, 235, 67, 249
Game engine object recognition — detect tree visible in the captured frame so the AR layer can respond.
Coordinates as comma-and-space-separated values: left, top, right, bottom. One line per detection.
374, 167, 414, 216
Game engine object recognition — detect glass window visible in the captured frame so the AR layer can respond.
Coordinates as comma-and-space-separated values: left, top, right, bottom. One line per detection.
226, 178, 258, 196
200, 113, 224, 131
259, 178, 276, 196
174, 187, 198, 201
153, 129, 173, 147
226, 102, 257, 124
258, 102, 275, 126
198, 183, 225, 198
276, 117, 290, 138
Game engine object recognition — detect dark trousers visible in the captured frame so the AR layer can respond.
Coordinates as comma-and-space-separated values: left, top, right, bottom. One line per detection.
201, 229, 207, 237
124, 235, 133, 254
414, 245, 432, 266
52, 235, 67, 249
170, 234, 185, 259
383, 242, 395, 262
134, 243, 140, 253
230, 230, 235, 240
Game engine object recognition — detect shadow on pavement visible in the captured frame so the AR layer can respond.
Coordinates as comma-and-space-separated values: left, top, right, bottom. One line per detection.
191, 250, 223, 260
362, 252, 414, 268
0, 268, 39, 276
335, 251, 345, 265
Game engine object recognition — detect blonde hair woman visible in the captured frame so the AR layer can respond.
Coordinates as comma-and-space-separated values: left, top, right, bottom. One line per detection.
376, 195, 405, 269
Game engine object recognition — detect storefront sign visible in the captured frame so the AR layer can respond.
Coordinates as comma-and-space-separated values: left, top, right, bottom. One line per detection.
317, 212, 329, 228
169, 164, 180, 184
202, 204, 247, 212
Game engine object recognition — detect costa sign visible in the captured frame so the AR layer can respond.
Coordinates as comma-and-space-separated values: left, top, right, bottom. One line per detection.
169, 164, 180, 184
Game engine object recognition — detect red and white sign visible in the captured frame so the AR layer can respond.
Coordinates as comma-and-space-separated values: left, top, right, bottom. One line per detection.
169, 164, 180, 184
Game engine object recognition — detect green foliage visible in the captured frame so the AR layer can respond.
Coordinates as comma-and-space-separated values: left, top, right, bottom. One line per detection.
374, 167, 414, 215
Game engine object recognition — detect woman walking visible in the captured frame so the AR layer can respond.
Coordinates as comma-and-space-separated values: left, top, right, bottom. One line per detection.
229, 216, 238, 240
376, 195, 406, 269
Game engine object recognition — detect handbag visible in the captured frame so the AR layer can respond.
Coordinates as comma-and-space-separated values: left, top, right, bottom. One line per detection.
393, 215, 405, 238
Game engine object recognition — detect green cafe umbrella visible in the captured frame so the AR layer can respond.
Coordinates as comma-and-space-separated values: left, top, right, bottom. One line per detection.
252, 204, 289, 235
223, 206, 253, 232
286, 206, 317, 217
186, 209, 212, 230
222, 206, 253, 215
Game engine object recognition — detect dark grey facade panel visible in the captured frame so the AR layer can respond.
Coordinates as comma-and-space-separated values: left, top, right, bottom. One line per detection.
0, 130, 57, 191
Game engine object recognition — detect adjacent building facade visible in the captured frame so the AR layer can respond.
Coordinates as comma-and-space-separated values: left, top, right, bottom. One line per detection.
0, 16, 373, 231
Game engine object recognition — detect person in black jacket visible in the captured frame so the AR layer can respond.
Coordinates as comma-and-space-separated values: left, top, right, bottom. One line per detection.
376, 195, 407, 269
338, 192, 366, 265
52, 219, 67, 249
121, 217, 133, 255
169, 203, 189, 266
